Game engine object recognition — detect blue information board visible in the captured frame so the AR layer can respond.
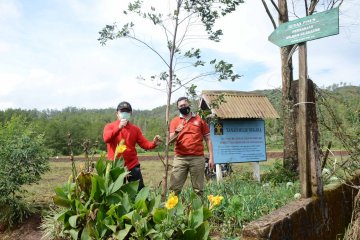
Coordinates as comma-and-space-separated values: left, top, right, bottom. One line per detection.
210, 119, 267, 164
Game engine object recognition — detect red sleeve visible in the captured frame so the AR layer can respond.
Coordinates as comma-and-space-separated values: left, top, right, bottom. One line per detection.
103, 121, 120, 143
169, 117, 178, 133
135, 126, 156, 150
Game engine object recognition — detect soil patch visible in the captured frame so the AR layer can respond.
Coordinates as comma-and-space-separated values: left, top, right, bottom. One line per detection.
0, 214, 43, 240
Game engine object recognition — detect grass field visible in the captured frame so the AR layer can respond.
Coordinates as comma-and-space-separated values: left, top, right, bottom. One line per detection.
23, 157, 281, 205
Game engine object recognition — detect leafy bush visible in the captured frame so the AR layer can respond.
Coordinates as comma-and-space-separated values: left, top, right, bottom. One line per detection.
0, 116, 50, 228
52, 155, 216, 239
204, 174, 299, 238
261, 160, 297, 184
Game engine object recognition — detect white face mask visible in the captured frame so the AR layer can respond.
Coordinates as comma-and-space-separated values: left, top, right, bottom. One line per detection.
118, 112, 131, 120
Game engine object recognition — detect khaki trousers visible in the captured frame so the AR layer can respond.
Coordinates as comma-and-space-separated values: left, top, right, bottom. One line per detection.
169, 156, 205, 197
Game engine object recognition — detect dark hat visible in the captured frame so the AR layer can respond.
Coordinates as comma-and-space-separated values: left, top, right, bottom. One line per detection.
117, 101, 132, 112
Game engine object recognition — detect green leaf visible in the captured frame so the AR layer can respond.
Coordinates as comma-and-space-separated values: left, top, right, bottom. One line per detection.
80, 224, 91, 240
52, 195, 71, 208
191, 194, 203, 210
183, 229, 196, 239
194, 221, 210, 240
54, 210, 67, 221
153, 208, 167, 224
75, 199, 84, 212
110, 166, 126, 181
189, 208, 203, 229
95, 157, 106, 177
106, 224, 117, 233
149, 195, 161, 215
134, 199, 148, 215
69, 214, 81, 228
113, 158, 125, 169
90, 176, 101, 201
122, 210, 134, 222
202, 207, 212, 221
106, 193, 122, 205
69, 229, 79, 240
145, 228, 157, 237
107, 172, 128, 195
121, 193, 132, 212
135, 186, 149, 204
116, 224, 132, 240
54, 186, 68, 199
106, 204, 120, 217
120, 181, 138, 199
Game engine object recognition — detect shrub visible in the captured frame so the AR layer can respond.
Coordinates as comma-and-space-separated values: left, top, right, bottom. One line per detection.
52, 155, 217, 239
204, 174, 299, 238
0, 116, 50, 228
261, 160, 297, 184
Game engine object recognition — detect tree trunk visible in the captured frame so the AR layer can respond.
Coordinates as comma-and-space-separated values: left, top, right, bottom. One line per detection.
278, 0, 298, 173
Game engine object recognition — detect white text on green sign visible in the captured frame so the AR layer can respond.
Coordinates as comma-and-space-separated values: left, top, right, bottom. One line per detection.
268, 8, 339, 47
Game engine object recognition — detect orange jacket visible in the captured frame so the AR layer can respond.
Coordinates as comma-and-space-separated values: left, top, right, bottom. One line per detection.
170, 114, 210, 156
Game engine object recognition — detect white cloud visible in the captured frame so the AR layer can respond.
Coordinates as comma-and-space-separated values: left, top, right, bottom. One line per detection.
0, 0, 22, 20
0, 0, 359, 110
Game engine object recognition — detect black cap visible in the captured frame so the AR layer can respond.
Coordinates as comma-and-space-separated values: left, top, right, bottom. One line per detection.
117, 101, 132, 112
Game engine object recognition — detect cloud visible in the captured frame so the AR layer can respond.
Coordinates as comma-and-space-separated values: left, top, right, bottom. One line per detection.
0, 0, 359, 111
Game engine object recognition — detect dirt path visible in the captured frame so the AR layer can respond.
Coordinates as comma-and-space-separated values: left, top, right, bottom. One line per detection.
0, 214, 43, 240
50, 150, 349, 162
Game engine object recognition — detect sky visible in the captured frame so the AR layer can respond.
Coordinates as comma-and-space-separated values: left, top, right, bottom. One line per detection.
0, 0, 359, 111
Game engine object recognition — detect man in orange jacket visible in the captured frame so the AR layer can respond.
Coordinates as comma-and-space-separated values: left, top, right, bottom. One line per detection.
169, 97, 214, 197
103, 101, 162, 190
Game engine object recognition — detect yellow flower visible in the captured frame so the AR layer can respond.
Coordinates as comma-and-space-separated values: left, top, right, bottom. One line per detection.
165, 192, 178, 210
208, 195, 224, 209
116, 144, 127, 154
114, 139, 127, 160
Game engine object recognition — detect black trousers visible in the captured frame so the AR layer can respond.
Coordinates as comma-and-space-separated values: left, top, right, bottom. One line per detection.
126, 165, 144, 191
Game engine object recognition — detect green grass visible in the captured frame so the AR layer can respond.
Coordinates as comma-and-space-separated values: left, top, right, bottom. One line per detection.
22, 158, 284, 205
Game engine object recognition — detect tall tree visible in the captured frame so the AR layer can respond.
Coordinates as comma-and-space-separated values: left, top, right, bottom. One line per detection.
261, 0, 344, 173
98, 0, 242, 199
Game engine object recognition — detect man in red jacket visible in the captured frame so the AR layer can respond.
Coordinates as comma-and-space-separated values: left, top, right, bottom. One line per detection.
103, 101, 162, 190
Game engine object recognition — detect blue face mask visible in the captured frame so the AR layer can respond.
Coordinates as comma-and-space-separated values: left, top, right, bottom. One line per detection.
119, 112, 131, 120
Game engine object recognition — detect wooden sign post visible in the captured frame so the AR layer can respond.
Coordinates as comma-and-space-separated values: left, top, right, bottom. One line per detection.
269, 8, 339, 198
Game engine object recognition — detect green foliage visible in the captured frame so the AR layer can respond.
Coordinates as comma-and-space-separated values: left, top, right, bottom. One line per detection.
40, 206, 66, 240
0, 116, 50, 228
261, 160, 297, 184
52, 155, 214, 239
0, 85, 358, 156
204, 175, 299, 238
0, 200, 34, 230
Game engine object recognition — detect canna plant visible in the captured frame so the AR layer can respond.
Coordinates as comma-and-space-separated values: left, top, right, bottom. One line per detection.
151, 192, 214, 239
52, 141, 219, 239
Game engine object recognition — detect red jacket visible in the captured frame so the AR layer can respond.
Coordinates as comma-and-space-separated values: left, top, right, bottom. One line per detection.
103, 120, 156, 170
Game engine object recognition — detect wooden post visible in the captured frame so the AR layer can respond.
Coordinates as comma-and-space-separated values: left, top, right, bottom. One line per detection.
216, 164, 223, 182
307, 80, 324, 197
297, 43, 311, 198
252, 162, 261, 182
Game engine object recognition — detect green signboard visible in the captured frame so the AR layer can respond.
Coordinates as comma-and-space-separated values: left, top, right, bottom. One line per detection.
269, 8, 339, 47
